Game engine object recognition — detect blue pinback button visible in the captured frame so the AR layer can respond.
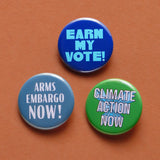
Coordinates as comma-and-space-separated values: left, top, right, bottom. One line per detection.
58, 18, 113, 73
18, 73, 74, 130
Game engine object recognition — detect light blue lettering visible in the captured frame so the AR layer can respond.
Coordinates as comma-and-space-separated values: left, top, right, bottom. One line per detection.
66, 29, 75, 39
83, 52, 92, 61
75, 40, 86, 50
93, 51, 102, 61
76, 29, 84, 39
73, 52, 84, 62
84, 29, 93, 39
86, 40, 94, 50
65, 52, 73, 62
94, 29, 103, 39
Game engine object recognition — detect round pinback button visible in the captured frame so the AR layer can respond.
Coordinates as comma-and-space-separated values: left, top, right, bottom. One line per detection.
86, 79, 142, 135
18, 73, 74, 130
58, 18, 113, 73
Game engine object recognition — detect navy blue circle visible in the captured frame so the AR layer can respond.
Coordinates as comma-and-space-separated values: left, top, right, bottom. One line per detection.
18, 73, 74, 130
58, 18, 113, 73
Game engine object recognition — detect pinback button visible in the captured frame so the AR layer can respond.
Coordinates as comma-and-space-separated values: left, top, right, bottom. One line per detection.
86, 79, 142, 135
58, 18, 113, 73
18, 73, 74, 130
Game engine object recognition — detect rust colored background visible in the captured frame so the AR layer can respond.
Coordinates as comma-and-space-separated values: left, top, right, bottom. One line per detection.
0, 0, 159, 160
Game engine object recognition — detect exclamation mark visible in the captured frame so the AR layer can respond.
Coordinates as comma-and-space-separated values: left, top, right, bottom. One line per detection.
102, 51, 105, 61
58, 105, 61, 119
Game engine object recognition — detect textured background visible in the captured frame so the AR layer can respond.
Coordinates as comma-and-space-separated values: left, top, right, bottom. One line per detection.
0, 0, 159, 159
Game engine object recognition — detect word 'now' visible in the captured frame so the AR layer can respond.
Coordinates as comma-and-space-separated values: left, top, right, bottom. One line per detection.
29, 105, 62, 119
101, 115, 123, 127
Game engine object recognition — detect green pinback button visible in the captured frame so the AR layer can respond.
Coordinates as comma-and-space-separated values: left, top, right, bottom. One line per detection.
86, 79, 142, 135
